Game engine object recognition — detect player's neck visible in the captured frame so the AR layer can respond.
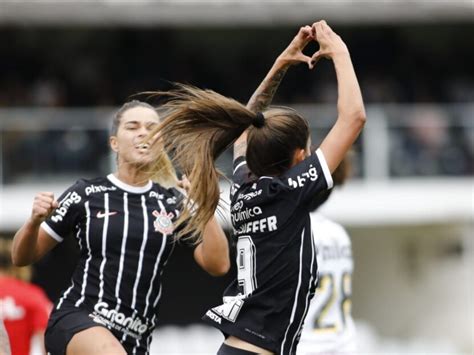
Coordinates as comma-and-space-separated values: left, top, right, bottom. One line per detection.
114, 165, 150, 187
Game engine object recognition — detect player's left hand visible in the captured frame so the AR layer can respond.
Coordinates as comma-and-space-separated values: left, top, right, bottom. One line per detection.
277, 25, 318, 69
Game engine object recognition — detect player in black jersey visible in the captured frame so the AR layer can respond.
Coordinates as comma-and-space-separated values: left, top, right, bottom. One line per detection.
149, 21, 365, 355
11, 101, 230, 355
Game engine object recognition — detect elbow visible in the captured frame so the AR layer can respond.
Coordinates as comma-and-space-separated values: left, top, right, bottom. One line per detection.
353, 109, 367, 126
347, 109, 366, 131
206, 259, 231, 277
11, 254, 29, 267
11, 247, 34, 267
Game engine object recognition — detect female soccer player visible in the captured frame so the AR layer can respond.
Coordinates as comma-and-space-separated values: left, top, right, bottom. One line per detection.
149, 20, 365, 355
229, 22, 357, 355
11, 101, 230, 354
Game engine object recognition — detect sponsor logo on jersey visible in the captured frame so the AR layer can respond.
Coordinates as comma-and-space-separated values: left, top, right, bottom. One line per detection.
152, 210, 175, 234
149, 191, 164, 200
231, 206, 263, 223
0, 297, 25, 320
96, 211, 118, 219
237, 189, 262, 201
287, 164, 319, 189
235, 216, 278, 234
91, 301, 149, 336
85, 184, 117, 196
205, 310, 222, 324
166, 196, 177, 205
51, 191, 82, 223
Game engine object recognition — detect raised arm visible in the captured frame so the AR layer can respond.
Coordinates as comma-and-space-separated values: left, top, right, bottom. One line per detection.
11, 192, 59, 266
314, 21, 366, 173
234, 25, 317, 160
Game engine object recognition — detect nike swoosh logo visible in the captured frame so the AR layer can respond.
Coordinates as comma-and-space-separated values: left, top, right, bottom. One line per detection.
96, 211, 118, 218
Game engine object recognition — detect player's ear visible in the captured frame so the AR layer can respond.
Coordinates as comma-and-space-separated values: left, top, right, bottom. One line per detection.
110, 136, 119, 153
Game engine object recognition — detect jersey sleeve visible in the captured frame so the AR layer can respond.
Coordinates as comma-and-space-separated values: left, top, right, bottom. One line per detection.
30, 286, 52, 332
230, 156, 253, 200
41, 180, 86, 243
280, 148, 334, 206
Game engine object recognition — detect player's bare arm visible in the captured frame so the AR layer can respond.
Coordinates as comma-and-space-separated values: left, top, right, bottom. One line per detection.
234, 25, 317, 160
314, 20, 366, 173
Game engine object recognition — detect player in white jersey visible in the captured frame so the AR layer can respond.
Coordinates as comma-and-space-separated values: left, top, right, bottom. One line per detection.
298, 157, 356, 354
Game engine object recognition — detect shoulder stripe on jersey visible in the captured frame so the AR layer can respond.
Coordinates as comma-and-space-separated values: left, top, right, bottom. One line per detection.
258, 176, 273, 180
280, 227, 306, 354
290, 225, 317, 351
233, 160, 247, 175
114, 193, 129, 311
41, 222, 64, 242
315, 149, 334, 189
107, 173, 153, 193
122, 195, 149, 343
98, 193, 110, 303
75, 202, 92, 307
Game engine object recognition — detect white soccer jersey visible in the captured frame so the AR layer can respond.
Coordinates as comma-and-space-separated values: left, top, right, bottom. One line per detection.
297, 213, 355, 354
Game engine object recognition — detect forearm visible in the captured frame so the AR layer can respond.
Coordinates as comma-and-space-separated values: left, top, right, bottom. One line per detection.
198, 216, 230, 276
333, 53, 366, 122
235, 58, 291, 159
246, 58, 290, 113
12, 219, 41, 266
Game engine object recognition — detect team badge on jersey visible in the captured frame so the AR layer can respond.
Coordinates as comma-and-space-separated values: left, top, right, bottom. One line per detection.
152, 210, 175, 234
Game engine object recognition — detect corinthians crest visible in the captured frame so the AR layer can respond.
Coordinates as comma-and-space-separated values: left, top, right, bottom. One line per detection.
152, 210, 175, 234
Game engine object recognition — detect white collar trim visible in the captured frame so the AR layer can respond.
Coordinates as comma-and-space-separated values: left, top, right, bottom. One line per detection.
107, 173, 153, 193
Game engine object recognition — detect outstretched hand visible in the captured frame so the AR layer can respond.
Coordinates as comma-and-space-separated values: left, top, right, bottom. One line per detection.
277, 25, 318, 69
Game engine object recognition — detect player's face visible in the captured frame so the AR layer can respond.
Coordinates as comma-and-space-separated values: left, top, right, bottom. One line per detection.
110, 107, 160, 167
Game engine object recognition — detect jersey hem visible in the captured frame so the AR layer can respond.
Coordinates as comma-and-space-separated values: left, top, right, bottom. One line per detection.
202, 315, 278, 353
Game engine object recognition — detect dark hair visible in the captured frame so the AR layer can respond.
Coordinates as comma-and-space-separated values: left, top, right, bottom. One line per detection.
148, 84, 311, 242
111, 100, 156, 136
247, 107, 309, 177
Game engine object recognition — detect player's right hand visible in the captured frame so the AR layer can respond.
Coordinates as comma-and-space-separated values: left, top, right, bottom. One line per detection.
31, 192, 58, 223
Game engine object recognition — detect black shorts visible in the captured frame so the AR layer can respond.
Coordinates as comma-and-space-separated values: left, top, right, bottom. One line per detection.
217, 343, 258, 355
45, 305, 149, 355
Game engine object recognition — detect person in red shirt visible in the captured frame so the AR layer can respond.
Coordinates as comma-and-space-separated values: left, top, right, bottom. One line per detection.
0, 238, 51, 355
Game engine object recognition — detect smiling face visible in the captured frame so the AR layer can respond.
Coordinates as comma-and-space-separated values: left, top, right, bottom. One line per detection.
109, 106, 160, 168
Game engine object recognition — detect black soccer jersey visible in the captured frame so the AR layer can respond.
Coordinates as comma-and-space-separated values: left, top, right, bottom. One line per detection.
41, 174, 184, 353
203, 149, 334, 355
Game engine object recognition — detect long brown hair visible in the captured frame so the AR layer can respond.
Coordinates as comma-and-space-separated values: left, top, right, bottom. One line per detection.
148, 84, 310, 242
